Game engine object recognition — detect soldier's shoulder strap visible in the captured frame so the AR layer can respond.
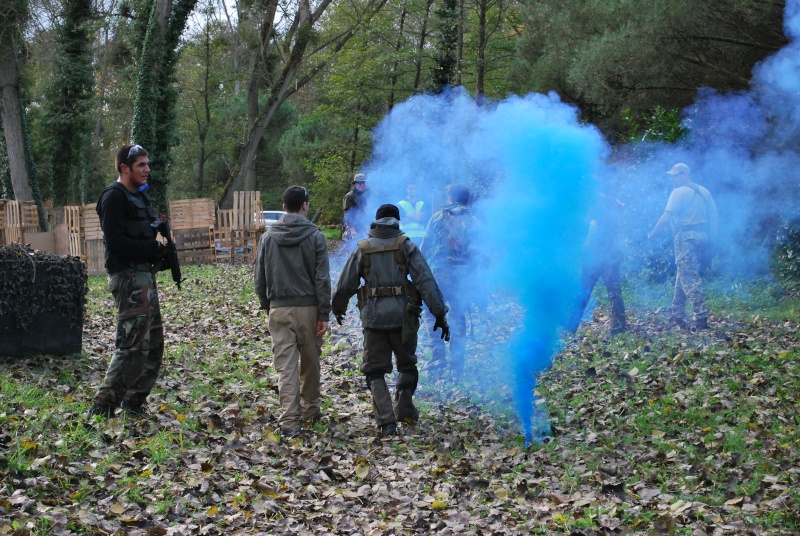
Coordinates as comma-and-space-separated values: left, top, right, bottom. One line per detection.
358, 236, 410, 277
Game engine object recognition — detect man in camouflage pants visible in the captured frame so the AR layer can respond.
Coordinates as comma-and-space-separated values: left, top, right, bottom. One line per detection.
648, 163, 718, 330
87, 144, 172, 419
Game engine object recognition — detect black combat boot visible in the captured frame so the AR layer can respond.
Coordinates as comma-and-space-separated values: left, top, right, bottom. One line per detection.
121, 400, 149, 417
394, 370, 419, 424
367, 375, 396, 430
693, 317, 709, 331
87, 401, 115, 420
670, 315, 688, 329
379, 422, 398, 437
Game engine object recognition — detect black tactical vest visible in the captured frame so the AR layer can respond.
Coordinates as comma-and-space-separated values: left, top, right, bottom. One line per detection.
98, 183, 159, 271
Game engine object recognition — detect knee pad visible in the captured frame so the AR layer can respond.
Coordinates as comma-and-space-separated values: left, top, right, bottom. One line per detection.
396, 369, 419, 392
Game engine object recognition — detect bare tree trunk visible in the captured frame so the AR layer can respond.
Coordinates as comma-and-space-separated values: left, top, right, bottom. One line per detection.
475, 0, 487, 96
0, 34, 32, 201
349, 125, 360, 172
197, 19, 212, 196
413, 0, 434, 91
456, 0, 464, 86
387, 7, 407, 111
218, 0, 389, 209
244, 0, 280, 192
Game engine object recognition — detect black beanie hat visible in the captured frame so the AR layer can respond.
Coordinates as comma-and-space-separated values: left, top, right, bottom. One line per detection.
376, 204, 401, 220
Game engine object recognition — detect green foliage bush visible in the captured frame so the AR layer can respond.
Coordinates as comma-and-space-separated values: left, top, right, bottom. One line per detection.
771, 222, 800, 295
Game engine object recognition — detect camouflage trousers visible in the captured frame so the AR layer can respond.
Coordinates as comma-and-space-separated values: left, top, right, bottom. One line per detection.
95, 268, 164, 407
672, 231, 709, 321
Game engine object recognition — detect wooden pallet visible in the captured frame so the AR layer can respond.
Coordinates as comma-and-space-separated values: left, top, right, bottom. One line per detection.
85, 239, 106, 276
64, 206, 82, 258
82, 204, 103, 240
170, 198, 215, 231
0, 200, 41, 245
174, 227, 215, 266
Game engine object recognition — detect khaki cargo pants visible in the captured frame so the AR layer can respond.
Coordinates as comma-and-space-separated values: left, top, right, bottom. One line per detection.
268, 306, 323, 431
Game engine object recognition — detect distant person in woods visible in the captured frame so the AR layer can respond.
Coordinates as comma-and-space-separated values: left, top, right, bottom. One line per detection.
648, 163, 718, 330
342, 173, 368, 240
88, 144, 174, 419
254, 185, 331, 437
566, 193, 627, 336
332, 204, 449, 437
398, 183, 428, 241
420, 184, 476, 381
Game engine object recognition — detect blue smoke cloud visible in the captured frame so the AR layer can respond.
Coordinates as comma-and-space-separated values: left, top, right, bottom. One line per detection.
337, 0, 800, 440
345, 89, 605, 441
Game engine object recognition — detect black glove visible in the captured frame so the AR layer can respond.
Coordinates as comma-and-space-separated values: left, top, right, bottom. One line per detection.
335, 314, 344, 325
152, 243, 167, 263
433, 315, 450, 342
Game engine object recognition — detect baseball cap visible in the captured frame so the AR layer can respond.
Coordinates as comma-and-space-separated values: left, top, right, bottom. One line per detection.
666, 163, 690, 175
353, 173, 366, 184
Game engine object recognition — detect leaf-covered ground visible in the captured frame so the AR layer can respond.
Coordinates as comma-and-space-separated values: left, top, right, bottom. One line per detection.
1, 261, 799, 535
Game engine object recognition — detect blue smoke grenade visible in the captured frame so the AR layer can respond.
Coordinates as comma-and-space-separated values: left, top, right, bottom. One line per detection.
353, 88, 606, 445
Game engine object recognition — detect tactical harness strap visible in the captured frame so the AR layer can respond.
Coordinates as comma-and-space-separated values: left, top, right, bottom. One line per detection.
358, 236, 410, 278
357, 236, 420, 308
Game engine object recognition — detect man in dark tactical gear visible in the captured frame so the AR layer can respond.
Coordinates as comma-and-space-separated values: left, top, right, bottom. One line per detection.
333, 204, 449, 437
87, 144, 173, 420
566, 193, 627, 336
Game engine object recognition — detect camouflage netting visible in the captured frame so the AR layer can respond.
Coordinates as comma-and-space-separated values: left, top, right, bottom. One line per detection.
0, 244, 88, 330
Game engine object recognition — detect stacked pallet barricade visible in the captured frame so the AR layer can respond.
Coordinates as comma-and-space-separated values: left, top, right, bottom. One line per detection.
82, 204, 106, 276
215, 191, 263, 264
169, 198, 216, 266
0, 200, 39, 245
65, 206, 82, 259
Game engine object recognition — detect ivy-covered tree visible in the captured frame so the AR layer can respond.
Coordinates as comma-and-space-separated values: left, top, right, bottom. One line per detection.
0, 0, 32, 202
131, 0, 198, 212
431, 0, 459, 92
44, 0, 95, 205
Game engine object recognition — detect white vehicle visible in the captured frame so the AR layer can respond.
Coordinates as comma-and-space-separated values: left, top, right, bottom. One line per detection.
257, 210, 287, 228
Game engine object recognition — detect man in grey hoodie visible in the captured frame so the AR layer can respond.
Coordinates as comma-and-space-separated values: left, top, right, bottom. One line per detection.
332, 204, 449, 437
254, 185, 331, 436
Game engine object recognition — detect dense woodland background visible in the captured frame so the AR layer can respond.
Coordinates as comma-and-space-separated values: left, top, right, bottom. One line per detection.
0, 0, 789, 224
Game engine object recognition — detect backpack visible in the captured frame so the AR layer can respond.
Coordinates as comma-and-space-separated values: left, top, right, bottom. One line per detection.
439, 205, 473, 262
